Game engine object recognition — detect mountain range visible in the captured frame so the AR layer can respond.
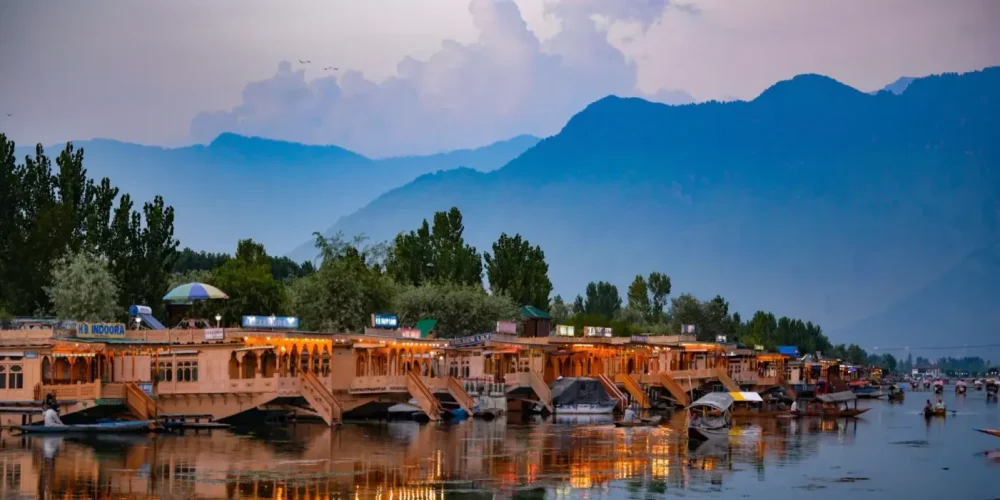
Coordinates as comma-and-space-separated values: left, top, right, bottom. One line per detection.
308, 67, 999, 356
14, 134, 540, 255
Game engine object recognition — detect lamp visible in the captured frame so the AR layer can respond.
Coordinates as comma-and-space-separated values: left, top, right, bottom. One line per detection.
135, 317, 142, 329
215, 314, 222, 328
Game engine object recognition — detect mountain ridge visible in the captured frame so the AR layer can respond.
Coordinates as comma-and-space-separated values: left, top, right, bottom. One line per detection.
312, 67, 999, 353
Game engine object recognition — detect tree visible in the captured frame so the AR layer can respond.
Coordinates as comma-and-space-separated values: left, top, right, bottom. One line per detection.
386, 207, 482, 287
45, 251, 119, 321
484, 232, 552, 310
646, 272, 671, 322
549, 295, 570, 324
701, 295, 731, 341
572, 295, 585, 314
667, 293, 705, 336
626, 275, 651, 319
209, 239, 285, 327
394, 282, 519, 338
289, 233, 396, 332
584, 281, 621, 318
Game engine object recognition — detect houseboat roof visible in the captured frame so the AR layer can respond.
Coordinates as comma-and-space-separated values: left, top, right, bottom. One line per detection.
690, 392, 735, 411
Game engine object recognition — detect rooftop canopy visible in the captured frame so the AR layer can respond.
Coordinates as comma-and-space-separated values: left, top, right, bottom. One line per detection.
689, 392, 735, 411
521, 305, 552, 320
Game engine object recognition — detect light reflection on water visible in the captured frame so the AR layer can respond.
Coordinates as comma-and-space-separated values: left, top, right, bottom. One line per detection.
0, 388, 997, 499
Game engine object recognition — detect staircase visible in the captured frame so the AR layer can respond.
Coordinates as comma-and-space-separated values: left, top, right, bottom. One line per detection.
446, 377, 479, 414
124, 382, 161, 420
299, 372, 343, 426
528, 371, 554, 414
614, 373, 650, 409
656, 373, 692, 406
715, 368, 741, 392
406, 371, 442, 420
598, 374, 628, 411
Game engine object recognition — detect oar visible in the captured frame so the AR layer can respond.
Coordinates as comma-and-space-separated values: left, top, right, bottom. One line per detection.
975, 428, 1000, 438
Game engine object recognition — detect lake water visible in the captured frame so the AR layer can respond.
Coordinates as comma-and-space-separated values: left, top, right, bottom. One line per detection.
1, 387, 997, 499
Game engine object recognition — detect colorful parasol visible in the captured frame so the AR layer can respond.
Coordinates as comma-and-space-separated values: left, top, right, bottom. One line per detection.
162, 282, 229, 302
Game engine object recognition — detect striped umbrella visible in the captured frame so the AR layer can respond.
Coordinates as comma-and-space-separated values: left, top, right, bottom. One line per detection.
162, 282, 229, 302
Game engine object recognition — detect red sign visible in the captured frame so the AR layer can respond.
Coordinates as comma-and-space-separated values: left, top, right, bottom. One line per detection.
400, 328, 422, 339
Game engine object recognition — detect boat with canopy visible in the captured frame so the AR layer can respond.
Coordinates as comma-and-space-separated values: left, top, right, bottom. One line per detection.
729, 391, 790, 418
792, 391, 869, 418
687, 392, 734, 440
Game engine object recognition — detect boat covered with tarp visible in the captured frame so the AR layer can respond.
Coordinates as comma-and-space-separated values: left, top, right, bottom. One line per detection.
687, 392, 734, 440
793, 391, 869, 418
550, 377, 617, 415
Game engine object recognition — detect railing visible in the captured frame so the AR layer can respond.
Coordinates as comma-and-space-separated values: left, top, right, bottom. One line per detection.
615, 373, 650, 408
405, 371, 442, 420
446, 376, 478, 413
36, 381, 102, 401
299, 372, 343, 425
124, 382, 160, 419
597, 374, 627, 411
528, 370, 553, 413
656, 373, 692, 406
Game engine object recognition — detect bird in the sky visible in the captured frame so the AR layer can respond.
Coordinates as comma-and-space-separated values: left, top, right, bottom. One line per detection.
298, 59, 311, 64
4, 113, 10, 117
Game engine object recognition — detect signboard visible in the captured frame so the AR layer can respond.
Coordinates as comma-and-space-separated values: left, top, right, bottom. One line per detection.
449, 332, 493, 347
715, 335, 728, 343
24, 351, 38, 359
372, 313, 399, 329
399, 328, 422, 339
138, 382, 154, 396
754, 345, 765, 351
496, 320, 517, 334
76, 322, 126, 338
204, 328, 224, 340
583, 326, 613, 338
681, 324, 696, 334
241, 315, 299, 329
555, 325, 575, 337
631, 335, 649, 343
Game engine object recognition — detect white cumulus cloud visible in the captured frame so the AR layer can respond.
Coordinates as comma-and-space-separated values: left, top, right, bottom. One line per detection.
189, 0, 694, 157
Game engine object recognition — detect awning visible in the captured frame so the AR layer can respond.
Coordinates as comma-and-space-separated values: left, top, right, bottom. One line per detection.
689, 392, 734, 411
52, 352, 96, 358
0, 351, 25, 357
233, 345, 274, 352
353, 343, 385, 349
164, 350, 200, 356
730, 391, 763, 402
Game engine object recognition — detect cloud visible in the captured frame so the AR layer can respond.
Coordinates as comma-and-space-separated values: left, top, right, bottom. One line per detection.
189, 0, 693, 157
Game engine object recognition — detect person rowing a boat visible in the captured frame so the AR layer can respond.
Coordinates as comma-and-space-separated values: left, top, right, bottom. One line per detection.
934, 399, 946, 412
623, 402, 640, 423
924, 399, 933, 414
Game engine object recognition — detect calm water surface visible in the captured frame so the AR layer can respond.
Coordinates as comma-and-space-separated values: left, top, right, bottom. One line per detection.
1, 388, 997, 499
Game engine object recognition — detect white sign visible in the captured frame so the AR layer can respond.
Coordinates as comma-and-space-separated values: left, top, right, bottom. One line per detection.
583, 326, 613, 338
631, 335, 649, 343
715, 335, 728, 343
205, 328, 224, 340
496, 320, 517, 334
681, 324, 696, 334
400, 328, 421, 339
555, 324, 575, 337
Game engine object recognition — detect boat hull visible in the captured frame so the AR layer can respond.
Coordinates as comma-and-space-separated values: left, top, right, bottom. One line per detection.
688, 425, 730, 441
13, 420, 154, 434
976, 428, 1000, 438
791, 408, 869, 418
923, 408, 948, 417
731, 408, 791, 418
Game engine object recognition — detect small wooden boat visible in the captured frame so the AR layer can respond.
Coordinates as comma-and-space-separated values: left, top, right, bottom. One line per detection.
975, 428, 1000, 438
13, 420, 155, 434
887, 384, 904, 401
955, 381, 967, 395
687, 392, 734, 441
923, 407, 948, 417
792, 391, 869, 418
614, 416, 662, 428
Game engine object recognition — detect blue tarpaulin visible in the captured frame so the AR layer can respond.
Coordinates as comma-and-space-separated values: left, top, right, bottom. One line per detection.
777, 345, 800, 356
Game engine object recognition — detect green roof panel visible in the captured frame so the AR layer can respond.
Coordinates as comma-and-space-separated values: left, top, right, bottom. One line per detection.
520, 305, 552, 320
415, 318, 437, 337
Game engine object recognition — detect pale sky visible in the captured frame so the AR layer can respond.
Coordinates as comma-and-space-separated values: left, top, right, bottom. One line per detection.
0, 0, 997, 156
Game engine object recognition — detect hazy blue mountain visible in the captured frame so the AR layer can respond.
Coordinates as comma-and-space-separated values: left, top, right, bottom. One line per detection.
877, 76, 916, 95
13, 133, 539, 255
830, 241, 1000, 361
313, 68, 999, 350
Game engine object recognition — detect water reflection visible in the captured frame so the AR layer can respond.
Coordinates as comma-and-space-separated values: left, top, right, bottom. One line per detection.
0, 396, 996, 499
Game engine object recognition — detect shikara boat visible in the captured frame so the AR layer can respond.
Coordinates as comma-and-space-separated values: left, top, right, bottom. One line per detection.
955, 380, 968, 395
730, 391, 790, 418
887, 384, 904, 401
687, 392, 733, 441
791, 391, 869, 418
975, 428, 1000, 438
12, 420, 155, 434
851, 380, 883, 399
923, 407, 948, 417
614, 416, 662, 428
